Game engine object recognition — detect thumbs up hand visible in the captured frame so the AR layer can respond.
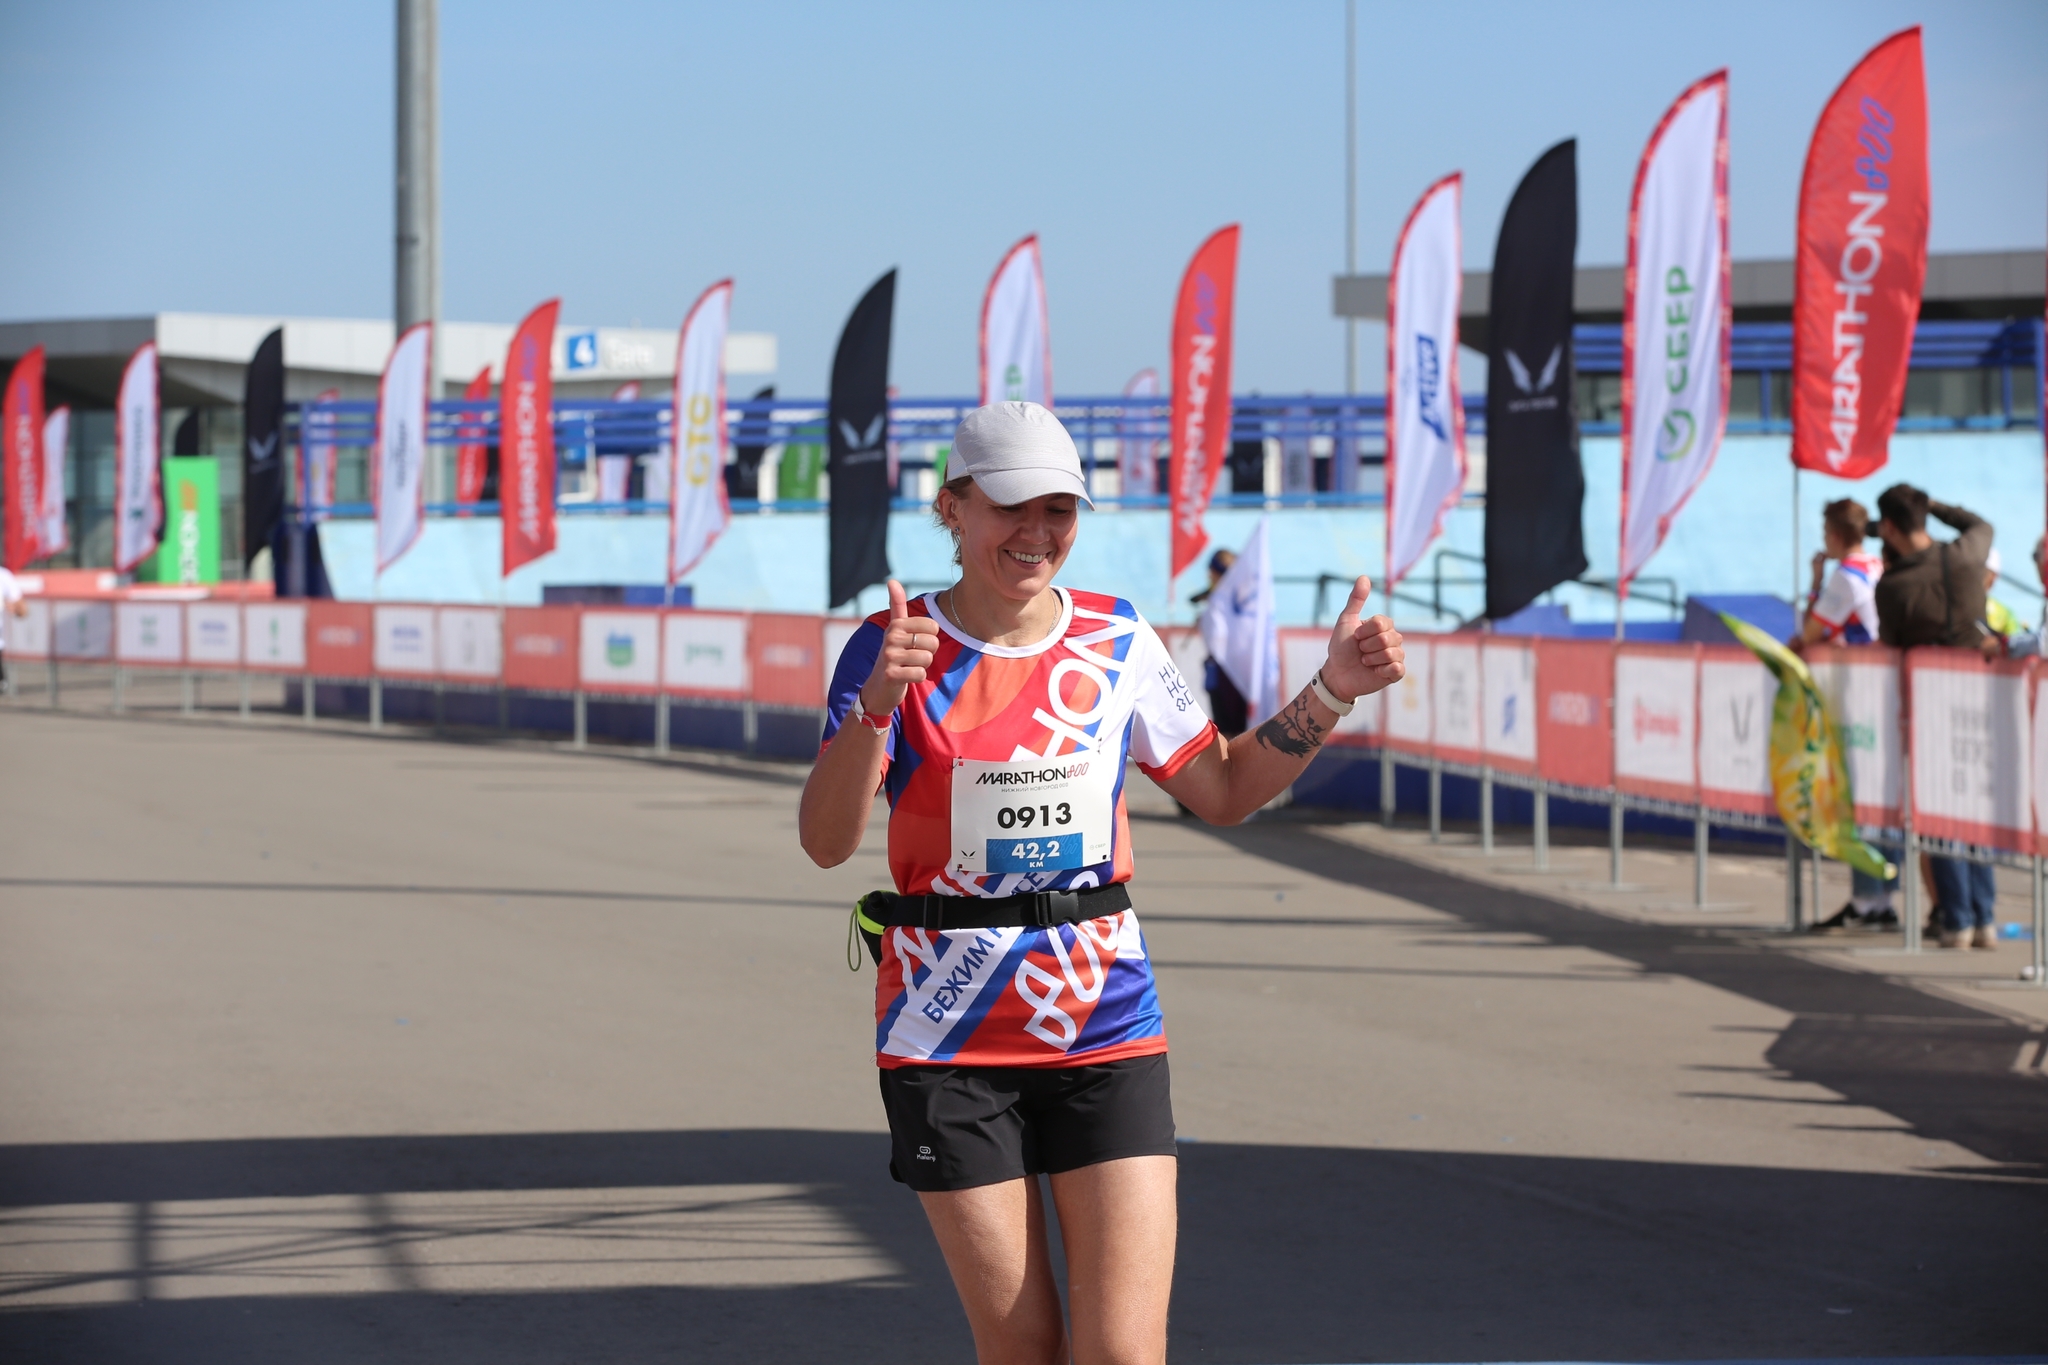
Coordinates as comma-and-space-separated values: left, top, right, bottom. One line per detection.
859, 580, 942, 718
1319, 576, 1405, 703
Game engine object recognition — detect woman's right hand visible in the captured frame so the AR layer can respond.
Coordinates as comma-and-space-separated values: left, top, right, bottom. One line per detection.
859, 580, 941, 718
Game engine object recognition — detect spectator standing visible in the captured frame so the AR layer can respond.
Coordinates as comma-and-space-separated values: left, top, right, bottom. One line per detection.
1800, 499, 1898, 932
1192, 549, 1249, 737
1870, 483, 1997, 949
0, 566, 25, 696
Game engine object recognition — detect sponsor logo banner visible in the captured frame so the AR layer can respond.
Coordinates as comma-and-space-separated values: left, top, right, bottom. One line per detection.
980, 235, 1052, 408
1167, 225, 1239, 580
185, 602, 243, 667
1382, 637, 1433, 754
244, 604, 308, 670
661, 611, 748, 695
116, 602, 183, 665
501, 302, 559, 576
1790, 28, 1927, 479
1386, 175, 1466, 587
670, 281, 732, 584
54, 601, 114, 661
374, 605, 437, 676
1620, 73, 1729, 589
1613, 649, 1698, 798
1480, 640, 1537, 767
438, 608, 502, 679
1430, 637, 1482, 761
114, 343, 162, 574
579, 611, 660, 691
375, 324, 433, 573
1697, 652, 1775, 812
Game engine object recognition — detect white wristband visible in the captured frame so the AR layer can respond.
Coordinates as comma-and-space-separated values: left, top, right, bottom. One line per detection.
1309, 670, 1355, 716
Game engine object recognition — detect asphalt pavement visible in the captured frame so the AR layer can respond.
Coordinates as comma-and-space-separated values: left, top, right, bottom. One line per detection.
2, 707, 2043, 1363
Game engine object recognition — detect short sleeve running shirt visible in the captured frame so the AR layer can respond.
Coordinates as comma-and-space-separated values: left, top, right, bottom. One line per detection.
1810, 550, 1883, 644
822, 587, 1217, 1070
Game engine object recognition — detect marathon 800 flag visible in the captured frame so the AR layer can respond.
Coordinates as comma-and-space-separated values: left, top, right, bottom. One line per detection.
1620, 72, 1730, 591
1790, 28, 1927, 481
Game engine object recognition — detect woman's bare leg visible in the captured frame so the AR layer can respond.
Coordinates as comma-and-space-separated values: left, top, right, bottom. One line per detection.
918, 1176, 1067, 1365
1049, 1155, 1177, 1365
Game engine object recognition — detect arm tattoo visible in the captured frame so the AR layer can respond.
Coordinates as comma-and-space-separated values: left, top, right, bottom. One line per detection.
1254, 691, 1327, 758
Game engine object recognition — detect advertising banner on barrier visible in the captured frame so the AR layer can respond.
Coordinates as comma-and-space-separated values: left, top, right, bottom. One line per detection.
579, 611, 661, 692
244, 603, 307, 671
749, 613, 826, 708
1697, 645, 1775, 815
502, 607, 577, 691
1480, 639, 1537, 772
1909, 652, 2031, 852
662, 612, 748, 697
1535, 639, 1612, 790
1614, 644, 1699, 802
1812, 647, 1902, 826
823, 618, 865, 695
1790, 28, 1927, 480
1619, 72, 1730, 592
1279, 627, 1378, 745
185, 602, 242, 668
1386, 175, 1466, 589
12, 598, 51, 659
1431, 637, 1483, 764
438, 608, 501, 681
305, 602, 372, 677
981, 234, 1053, 408
1382, 637, 1433, 755
374, 605, 437, 676
53, 601, 113, 660
2034, 670, 2048, 857
1167, 225, 1240, 580
115, 602, 182, 666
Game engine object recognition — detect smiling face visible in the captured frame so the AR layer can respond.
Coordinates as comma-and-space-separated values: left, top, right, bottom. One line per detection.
937, 479, 1079, 606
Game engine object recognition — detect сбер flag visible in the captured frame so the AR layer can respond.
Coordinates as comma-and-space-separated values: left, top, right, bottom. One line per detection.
828, 269, 896, 609
1790, 28, 1927, 481
1198, 516, 1280, 726
670, 279, 733, 583
114, 341, 162, 574
455, 366, 492, 506
1385, 173, 1466, 588
1168, 225, 1240, 580
243, 328, 286, 569
4, 345, 45, 570
981, 234, 1052, 408
1485, 141, 1586, 620
1120, 368, 1159, 496
374, 322, 433, 573
499, 300, 559, 575
40, 405, 69, 558
1620, 72, 1730, 593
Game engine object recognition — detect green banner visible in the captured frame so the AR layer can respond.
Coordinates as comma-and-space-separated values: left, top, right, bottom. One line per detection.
778, 442, 825, 502
141, 457, 222, 584
1720, 612, 1894, 881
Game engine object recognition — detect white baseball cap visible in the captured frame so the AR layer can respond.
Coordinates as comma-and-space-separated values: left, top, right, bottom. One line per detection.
946, 401, 1093, 507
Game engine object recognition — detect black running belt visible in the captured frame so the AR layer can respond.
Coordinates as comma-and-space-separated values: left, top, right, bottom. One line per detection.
861, 882, 1132, 932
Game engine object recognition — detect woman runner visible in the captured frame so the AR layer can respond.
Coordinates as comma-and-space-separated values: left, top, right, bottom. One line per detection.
799, 401, 1405, 1364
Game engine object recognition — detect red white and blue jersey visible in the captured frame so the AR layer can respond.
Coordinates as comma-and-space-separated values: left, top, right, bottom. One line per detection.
823, 587, 1217, 1069
1812, 550, 1883, 644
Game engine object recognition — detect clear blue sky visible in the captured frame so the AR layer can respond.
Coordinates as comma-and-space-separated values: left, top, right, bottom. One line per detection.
1, 1, 2041, 396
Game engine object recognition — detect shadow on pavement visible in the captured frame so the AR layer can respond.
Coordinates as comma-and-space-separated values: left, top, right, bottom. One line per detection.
3, 1127, 2045, 1362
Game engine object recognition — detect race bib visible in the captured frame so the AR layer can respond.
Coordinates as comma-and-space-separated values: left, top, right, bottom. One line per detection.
949, 754, 1114, 878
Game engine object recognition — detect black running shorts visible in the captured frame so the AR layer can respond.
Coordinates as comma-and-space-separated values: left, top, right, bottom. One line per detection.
877, 1053, 1176, 1192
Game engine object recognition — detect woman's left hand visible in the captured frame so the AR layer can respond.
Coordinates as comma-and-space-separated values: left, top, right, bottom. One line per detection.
1318, 576, 1405, 703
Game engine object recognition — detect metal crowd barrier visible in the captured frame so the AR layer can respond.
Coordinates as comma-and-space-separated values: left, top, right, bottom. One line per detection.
11, 594, 2045, 980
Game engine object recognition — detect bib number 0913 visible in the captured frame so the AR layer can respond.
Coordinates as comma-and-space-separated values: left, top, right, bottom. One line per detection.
995, 802, 1072, 831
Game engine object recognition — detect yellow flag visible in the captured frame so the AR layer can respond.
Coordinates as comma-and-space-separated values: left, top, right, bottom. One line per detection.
1719, 614, 1895, 881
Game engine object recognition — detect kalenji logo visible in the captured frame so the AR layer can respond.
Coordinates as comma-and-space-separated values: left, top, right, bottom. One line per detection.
1633, 697, 1681, 743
